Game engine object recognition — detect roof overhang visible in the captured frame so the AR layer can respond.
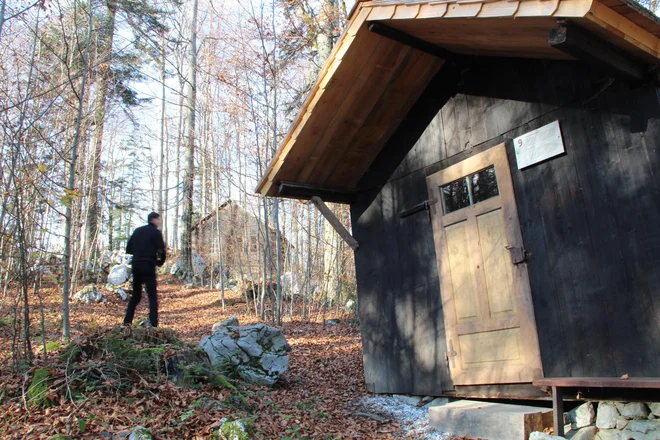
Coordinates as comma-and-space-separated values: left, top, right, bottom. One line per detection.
256, 0, 660, 202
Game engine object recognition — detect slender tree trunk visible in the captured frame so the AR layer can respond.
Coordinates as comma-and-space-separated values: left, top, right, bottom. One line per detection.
85, 0, 117, 260
181, 0, 198, 277
158, 34, 166, 217
64, 4, 91, 341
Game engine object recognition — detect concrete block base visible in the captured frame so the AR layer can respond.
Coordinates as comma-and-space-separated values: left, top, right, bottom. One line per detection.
429, 400, 552, 440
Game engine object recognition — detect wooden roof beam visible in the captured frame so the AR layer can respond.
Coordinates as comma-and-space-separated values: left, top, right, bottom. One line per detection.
278, 182, 356, 204
549, 21, 654, 83
368, 22, 461, 62
311, 196, 359, 250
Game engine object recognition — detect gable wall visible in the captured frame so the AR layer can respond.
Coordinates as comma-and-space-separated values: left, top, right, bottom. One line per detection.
351, 56, 660, 395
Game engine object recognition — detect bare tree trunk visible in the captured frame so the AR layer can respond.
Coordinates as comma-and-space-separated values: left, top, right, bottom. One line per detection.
316, 0, 336, 65
158, 34, 166, 216
64, 3, 91, 341
181, 0, 198, 277
172, 74, 185, 252
85, 0, 116, 261
0, 0, 5, 40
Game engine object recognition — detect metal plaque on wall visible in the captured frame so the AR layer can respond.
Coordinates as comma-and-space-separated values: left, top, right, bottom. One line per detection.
513, 120, 565, 169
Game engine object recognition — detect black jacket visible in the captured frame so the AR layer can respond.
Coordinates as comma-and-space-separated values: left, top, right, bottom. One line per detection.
126, 223, 167, 267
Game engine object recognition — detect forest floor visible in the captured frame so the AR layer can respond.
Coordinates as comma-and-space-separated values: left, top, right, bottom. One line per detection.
0, 277, 461, 439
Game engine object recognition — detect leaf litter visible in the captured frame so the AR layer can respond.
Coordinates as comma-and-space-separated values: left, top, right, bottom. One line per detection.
0, 277, 474, 439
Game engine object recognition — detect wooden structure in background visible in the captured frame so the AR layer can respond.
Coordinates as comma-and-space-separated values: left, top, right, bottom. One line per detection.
191, 200, 287, 281
257, 0, 660, 398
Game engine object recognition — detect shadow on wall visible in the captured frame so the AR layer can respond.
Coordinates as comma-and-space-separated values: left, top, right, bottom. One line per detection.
351, 56, 660, 395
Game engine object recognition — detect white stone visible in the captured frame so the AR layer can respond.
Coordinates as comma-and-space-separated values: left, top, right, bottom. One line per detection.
107, 264, 129, 285
326, 319, 338, 326
200, 324, 290, 386
170, 258, 182, 276
392, 394, 423, 406
622, 402, 651, 420
595, 430, 622, 440
170, 253, 205, 278
218, 418, 251, 440
568, 402, 596, 429
570, 425, 596, 440
648, 403, 660, 418
597, 402, 620, 429
345, 299, 356, 313
128, 426, 153, 440
115, 288, 128, 301
617, 416, 630, 430
73, 285, 104, 303
212, 316, 239, 333
529, 432, 564, 440
627, 420, 660, 434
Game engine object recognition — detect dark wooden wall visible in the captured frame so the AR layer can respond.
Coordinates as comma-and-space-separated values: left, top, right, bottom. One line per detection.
351, 56, 660, 395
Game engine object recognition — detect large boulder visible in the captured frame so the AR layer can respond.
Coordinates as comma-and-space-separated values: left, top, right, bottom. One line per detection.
107, 264, 130, 285
73, 285, 104, 303
192, 252, 206, 277
170, 258, 183, 276
199, 324, 290, 386
170, 252, 206, 279
100, 250, 113, 271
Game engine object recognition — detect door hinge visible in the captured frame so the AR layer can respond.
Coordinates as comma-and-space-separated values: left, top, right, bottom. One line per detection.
399, 199, 437, 222
505, 246, 531, 265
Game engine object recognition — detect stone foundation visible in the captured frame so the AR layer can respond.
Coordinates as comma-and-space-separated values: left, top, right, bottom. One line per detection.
531, 401, 660, 440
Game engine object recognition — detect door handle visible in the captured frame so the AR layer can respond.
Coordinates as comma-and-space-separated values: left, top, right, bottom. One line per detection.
505, 246, 530, 265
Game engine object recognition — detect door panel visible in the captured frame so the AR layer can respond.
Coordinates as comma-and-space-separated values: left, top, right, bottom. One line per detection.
459, 328, 522, 366
427, 143, 543, 386
445, 221, 480, 323
477, 209, 516, 318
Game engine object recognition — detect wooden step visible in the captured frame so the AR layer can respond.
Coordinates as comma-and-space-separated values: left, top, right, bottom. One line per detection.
429, 400, 553, 440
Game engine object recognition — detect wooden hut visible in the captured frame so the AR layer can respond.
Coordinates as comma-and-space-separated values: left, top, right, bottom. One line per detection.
191, 200, 286, 282
256, 0, 660, 400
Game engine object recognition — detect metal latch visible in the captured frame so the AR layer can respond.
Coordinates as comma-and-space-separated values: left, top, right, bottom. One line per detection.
446, 340, 457, 369
399, 199, 437, 222
505, 246, 530, 265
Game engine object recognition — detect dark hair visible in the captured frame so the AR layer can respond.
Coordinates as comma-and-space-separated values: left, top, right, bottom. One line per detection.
147, 212, 161, 223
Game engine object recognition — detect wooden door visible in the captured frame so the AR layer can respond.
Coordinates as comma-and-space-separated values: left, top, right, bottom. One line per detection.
427, 143, 543, 385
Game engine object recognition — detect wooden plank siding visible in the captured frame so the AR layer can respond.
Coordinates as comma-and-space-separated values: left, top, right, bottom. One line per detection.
351, 57, 660, 394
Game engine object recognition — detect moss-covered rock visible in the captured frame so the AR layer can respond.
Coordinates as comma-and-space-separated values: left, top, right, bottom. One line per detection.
61, 327, 181, 374
27, 368, 54, 407
216, 418, 254, 440
59, 327, 249, 401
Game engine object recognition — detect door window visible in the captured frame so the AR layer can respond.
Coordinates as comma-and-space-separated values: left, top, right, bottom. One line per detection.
441, 165, 499, 214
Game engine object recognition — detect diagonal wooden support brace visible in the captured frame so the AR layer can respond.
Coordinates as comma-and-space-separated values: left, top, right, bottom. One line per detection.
311, 196, 359, 250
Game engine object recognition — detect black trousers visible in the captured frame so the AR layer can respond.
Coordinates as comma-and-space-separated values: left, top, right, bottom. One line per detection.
123, 262, 158, 327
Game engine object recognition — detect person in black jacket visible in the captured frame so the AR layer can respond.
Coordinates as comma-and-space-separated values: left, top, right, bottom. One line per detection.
123, 212, 167, 328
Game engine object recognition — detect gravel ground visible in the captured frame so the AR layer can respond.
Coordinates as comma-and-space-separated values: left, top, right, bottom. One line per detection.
359, 395, 452, 439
